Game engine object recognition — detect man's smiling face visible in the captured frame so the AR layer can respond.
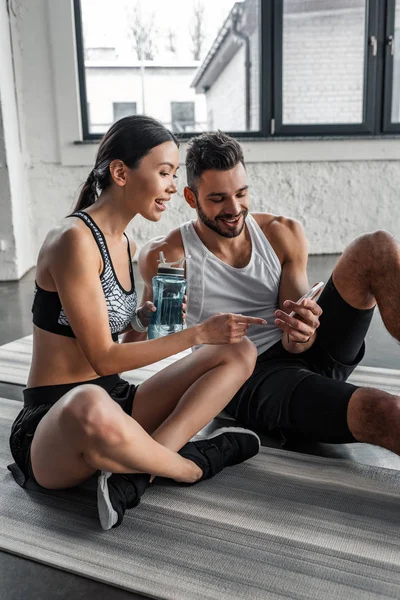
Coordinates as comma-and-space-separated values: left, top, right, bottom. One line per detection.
191, 162, 249, 238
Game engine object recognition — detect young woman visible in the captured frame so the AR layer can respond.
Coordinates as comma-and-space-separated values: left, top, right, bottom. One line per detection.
8, 116, 265, 530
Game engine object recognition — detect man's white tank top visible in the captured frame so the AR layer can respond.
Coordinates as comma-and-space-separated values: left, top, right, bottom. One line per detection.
180, 214, 283, 355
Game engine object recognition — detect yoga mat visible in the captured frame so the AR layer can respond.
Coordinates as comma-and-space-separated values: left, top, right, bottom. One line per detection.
1, 397, 400, 599
1, 335, 400, 395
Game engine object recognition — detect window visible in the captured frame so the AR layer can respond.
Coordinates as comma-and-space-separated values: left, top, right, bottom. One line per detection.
171, 102, 195, 132
282, 0, 366, 125
75, 0, 261, 138
113, 102, 137, 122
74, 0, 400, 139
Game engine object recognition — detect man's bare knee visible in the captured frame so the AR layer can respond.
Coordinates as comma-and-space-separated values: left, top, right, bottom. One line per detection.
343, 230, 398, 271
347, 387, 400, 452
368, 229, 398, 253
333, 232, 388, 309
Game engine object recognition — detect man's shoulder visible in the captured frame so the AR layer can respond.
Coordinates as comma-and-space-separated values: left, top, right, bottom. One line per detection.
252, 213, 302, 238
141, 227, 185, 260
138, 227, 185, 281
251, 213, 306, 263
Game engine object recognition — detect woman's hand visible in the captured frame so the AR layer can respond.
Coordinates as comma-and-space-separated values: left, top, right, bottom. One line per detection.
137, 301, 157, 328
196, 313, 267, 345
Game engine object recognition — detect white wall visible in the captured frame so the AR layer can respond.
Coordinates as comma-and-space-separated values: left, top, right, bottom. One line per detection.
0, 0, 399, 282
0, 0, 34, 280
117, 160, 400, 256
205, 29, 259, 132
206, 45, 246, 131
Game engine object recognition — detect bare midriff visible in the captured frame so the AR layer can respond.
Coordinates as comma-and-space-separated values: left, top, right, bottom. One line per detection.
27, 325, 103, 388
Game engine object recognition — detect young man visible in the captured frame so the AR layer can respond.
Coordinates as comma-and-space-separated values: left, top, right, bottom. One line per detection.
138, 131, 400, 453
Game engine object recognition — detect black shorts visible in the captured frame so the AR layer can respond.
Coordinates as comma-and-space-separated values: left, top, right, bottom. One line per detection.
8, 374, 138, 487
226, 276, 375, 444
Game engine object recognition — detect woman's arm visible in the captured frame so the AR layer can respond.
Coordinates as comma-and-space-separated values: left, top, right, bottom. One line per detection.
120, 284, 154, 344
49, 226, 198, 375
50, 226, 264, 375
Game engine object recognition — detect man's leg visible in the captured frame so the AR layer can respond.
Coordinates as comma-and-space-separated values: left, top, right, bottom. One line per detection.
331, 230, 400, 453
333, 230, 400, 342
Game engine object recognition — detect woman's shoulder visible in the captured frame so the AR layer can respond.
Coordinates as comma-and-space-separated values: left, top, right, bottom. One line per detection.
38, 217, 100, 271
35, 218, 100, 290
43, 216, 94, 250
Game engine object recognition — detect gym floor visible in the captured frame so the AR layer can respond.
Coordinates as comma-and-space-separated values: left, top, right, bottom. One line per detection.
0, 256, 399, 600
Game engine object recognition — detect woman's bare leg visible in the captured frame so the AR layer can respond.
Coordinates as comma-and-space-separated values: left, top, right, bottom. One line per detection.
30, 384, 201, 490
31, 339, 256, 489
132, 337, 257, 451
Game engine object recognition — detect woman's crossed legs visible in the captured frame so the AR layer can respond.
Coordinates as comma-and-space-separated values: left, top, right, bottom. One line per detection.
30, 338, 258, 491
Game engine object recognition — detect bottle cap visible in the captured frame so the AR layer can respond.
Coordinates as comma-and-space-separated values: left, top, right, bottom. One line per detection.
157, 252, 190, 276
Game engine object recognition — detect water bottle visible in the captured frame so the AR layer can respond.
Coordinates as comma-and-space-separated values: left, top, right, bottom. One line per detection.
148, 252, 189, 339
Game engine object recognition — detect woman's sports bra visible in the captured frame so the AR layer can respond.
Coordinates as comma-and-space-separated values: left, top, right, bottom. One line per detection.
32, 211, 137, 342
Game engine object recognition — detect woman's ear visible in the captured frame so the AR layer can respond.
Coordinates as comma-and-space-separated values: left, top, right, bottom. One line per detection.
109, 160, 127, 187
183, 186, 197, 209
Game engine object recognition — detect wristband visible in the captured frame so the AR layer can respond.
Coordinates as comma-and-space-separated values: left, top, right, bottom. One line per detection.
131, 310, 148, 333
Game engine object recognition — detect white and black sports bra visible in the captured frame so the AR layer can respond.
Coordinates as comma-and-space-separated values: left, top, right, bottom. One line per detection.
32, 211, 137, 342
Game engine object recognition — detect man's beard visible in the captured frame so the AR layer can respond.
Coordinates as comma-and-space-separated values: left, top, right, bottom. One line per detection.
196, 198, 248, 239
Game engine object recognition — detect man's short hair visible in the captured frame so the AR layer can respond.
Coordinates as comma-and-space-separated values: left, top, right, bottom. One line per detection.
186, 131, 245, 192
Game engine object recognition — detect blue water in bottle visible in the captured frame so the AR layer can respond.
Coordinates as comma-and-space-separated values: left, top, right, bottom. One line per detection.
148, 253, 188, 339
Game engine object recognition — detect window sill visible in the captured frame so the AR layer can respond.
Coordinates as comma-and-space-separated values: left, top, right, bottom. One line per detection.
66, 136, 400, 166
74, 133, 400, 144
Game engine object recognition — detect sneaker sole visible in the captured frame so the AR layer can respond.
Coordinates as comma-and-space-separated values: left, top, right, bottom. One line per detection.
195, 426, 261, 449
97, 471, 119, 531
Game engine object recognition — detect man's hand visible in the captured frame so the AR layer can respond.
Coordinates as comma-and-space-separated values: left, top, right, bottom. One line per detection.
137, 301, 157, 328
182, 294, 187, 324
137, 295, 188, 328
274, 298, 322, 343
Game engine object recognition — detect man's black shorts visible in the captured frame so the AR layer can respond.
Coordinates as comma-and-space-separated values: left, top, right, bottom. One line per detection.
226, 275, 375, 444
8, 375, 138, 487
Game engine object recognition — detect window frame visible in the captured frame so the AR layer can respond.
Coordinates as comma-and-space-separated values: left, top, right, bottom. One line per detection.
382, 0, 400, 132
74, 0, 93, 141
73, 0, 400, 141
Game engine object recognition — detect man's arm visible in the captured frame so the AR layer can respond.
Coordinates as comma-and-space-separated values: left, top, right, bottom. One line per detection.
257, 215, 322, 354
138, 229, 186, 298
121, 230, 186, 344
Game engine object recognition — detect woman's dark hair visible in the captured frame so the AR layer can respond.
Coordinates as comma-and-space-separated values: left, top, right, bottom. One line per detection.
186, 130, 245, 193
74, 115, 179, 211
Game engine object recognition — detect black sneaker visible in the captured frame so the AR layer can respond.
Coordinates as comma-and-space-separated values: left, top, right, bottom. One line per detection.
97, 472, 150, 530
178, 427, 261, 482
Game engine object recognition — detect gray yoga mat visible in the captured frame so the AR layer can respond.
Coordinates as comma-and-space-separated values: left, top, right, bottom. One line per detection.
2, 396, 400, 599
1, 335, 400, 395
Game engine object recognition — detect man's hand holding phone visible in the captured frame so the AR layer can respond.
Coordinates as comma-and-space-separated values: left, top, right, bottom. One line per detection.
274, 282, 324, 344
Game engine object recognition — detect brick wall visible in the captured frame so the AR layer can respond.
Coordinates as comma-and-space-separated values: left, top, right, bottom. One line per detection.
283, 7, 365, 124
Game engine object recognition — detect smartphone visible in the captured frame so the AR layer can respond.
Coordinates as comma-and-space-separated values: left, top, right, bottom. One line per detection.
289, 281, 324, 317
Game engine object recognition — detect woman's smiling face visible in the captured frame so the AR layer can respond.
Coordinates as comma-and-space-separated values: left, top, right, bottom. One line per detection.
125, 141, 180, 222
